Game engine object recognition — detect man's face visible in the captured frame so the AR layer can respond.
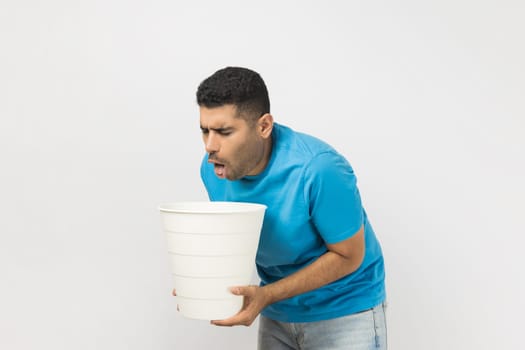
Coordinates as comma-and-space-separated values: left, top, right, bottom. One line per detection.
199, 104, 270, 181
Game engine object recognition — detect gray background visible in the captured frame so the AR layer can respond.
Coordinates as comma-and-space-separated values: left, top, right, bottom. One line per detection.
1, 1, 524, 349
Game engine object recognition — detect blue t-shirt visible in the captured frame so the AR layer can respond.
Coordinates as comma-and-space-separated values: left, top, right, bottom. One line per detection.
200, 123, 385, 322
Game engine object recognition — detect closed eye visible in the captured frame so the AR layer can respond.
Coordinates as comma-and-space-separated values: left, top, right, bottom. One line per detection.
200, 127, 234, 136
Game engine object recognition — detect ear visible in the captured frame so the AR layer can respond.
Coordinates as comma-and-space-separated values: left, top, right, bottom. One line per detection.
257, 113, 274, 139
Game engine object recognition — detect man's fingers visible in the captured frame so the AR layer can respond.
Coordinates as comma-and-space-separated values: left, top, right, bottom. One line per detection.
211, 313, 251, 327
210, 319, 233, 327
172, 288, 177, 296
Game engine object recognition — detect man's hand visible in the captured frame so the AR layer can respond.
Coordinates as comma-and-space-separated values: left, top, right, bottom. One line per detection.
211, 285, 271, 327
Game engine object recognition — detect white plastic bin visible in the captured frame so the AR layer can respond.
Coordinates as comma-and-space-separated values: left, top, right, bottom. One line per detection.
159, 201, 266, 320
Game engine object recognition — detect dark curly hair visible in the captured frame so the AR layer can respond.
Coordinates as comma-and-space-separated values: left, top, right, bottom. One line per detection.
196, 67, 270, 123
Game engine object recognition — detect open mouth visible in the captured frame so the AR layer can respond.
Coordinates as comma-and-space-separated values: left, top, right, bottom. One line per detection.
208, 158, 226, 178
214, 163, 226, 178
208, 156, 228, 178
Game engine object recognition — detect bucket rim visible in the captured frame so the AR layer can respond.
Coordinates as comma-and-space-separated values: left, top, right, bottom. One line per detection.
158, 201, 267, 214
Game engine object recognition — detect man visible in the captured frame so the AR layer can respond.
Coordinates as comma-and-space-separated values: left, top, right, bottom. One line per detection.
185, 66, 387, 349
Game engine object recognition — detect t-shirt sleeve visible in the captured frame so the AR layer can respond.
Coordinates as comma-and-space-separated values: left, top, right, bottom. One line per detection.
304, 151, 364, 244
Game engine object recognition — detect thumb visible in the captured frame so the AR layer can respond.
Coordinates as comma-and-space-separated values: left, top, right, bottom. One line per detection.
228, 286, 243, 295
228, 286, 251, 296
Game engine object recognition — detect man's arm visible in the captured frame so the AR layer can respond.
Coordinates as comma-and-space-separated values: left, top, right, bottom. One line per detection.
211, 224, 365, 327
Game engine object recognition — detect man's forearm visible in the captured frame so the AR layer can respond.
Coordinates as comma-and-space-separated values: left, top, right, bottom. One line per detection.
261, 243, 363, 306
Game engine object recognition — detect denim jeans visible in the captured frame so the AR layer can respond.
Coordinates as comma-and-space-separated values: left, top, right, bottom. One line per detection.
257, 302, 387, 350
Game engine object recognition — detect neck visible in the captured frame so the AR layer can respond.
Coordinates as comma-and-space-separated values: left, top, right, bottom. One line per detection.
248, 136, 273, 176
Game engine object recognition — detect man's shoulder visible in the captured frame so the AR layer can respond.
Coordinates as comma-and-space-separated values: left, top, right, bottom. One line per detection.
274, 123, 334, 158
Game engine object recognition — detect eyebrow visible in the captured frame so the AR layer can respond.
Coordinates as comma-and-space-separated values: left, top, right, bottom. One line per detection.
200, 125, 234, 133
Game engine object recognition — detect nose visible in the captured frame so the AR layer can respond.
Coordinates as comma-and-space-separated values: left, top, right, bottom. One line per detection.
204, 132, 219, 154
